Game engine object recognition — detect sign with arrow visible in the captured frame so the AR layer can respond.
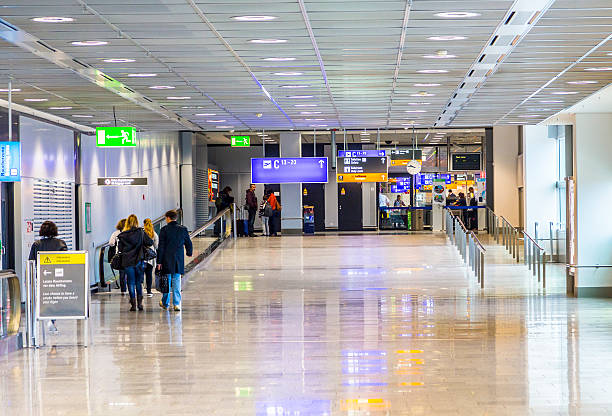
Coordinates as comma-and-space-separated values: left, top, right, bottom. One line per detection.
251, 157, 328, 184
96, 126, 136, 147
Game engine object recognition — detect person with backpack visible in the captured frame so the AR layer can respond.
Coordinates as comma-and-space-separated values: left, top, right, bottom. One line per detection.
117, 214, 154, 312
143, 218, 159, 297
259, 193, 273, 236
214, 186, 234, 236
109, 218, 127, 294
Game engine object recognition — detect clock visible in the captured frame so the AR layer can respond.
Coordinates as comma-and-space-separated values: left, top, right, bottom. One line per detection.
406, 159, 421, 175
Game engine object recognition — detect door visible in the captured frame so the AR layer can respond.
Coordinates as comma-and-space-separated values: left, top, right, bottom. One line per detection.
338, 183, 363, 231
302, 184, 325, 231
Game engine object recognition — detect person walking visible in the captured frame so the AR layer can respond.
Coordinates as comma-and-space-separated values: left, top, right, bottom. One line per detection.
246, 183, 258, 237
109, 218, 127, 294
214, 186, 234, 236
157, 210, 193, 311
143, 218, 159, 297
118, 214, 153, 312
29, 220, 68, 333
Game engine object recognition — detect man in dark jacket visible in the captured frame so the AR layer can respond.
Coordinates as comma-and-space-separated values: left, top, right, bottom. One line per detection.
246, 183, 258, 237
157, 210, 193, 311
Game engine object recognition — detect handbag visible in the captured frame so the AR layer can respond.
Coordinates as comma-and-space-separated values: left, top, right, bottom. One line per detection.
142, 246, 157, 261
264, 202, 274, 217
155, 269, 169, 294
110, 252, 124, 270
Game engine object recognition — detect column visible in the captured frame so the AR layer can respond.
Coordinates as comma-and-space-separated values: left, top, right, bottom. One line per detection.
491, 126, 520, 225
280, 132, 302, 234
179, 131, 195, 231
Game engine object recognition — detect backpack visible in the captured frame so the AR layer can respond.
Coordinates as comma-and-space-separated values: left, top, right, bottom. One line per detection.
264, 202, 274, 217
107, 244, 116, 263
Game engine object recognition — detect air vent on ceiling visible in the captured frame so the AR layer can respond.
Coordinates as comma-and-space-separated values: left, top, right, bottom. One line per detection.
101, 74, 115, 82
460, 82, 466, 89
124, 86, 135, 93
478, 55, 486, 63
0, 19, 18, 31
36, 40, 56, 52
490, 36, 499, 46
72, 58, 89, 68
452, 93, 458, 99
504, 11, 516, 25
468, 70, 475, 77
143, 97, 153, 103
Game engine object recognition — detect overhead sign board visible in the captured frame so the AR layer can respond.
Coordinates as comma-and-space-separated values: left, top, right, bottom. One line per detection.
96, 126, 136, 147
338, 150, 386, 158
451, 153, 481, 171
251, 157, 328, 184
97, 177, 148, 186
337, 156, 388, 183
389, 148, 423, 166
0, 141, 20, 182
37, 251, 88, 320
208, 168, 219, 201
231, 136, 250, 147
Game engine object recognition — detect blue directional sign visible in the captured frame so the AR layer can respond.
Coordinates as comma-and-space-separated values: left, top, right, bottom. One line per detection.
338, 150, 386, 158
0, 142, 20, 182
251, 157, 328, 184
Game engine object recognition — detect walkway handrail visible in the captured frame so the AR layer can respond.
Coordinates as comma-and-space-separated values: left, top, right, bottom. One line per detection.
566, 264, 612, 269
190, 204, 234, 239
445, 208, 486, 288
0, 270, 21, 337
522, 229, 547, 288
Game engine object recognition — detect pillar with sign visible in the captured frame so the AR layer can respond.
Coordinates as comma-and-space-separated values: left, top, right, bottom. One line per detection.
432, 179, 446, 232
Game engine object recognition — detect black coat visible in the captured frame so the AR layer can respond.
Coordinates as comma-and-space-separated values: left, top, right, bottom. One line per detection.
29, 237, 68, 263
118, 227, 154, 268
157, 221, 193, 275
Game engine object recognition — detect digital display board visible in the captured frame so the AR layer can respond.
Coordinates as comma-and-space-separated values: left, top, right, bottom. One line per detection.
251, 157, 328, 184
337, 156, 388, 183
0, 141, 20, 182
338, 150, 386, 158
452, 153, 481, 171
208, 168, 219, 201
389, 148, 423, 166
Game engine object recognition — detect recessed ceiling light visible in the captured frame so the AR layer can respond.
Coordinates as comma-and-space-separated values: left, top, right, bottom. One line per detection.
300, 111, 321, 115
0, 88, 21, 92
584, 67, 612, 71
519, 115, 539, 118
304, 118, 325, 121
417, 69, 448, 74
405, 110, 427, 113
32, 17, 74, 23
280, 85, 309, 88
103, 58, 135, 63
194, 113, 216, 116
310, 124, 327, 127
411, 92, 436, 97
232, 15, 277, 21
428, 35, 467, 41
567, 80, 598, 85
250, 39, 287, 44
435, 12, 480, 18
551, 91, 578, 95
72, 114, 93, 118
128, 73, 157, 77
528, 108, 552, 111
414, 83, 440, 87
288, 95, 314, 99
540, 100, 563, 103
294, 104, 318, 107
149, 85, 175, 89
91, 121, 111, 125
207, 120, 227, 123
264, 57, 296, 61
423, 54, 457, 59
407, 102, 431, 105
166, 96, 191, 100
49, 106, 72, 110
507, 121, 524, 124
71, 40, 108, 46
274, 72, 303, 76
216, 125, 234, 129
24, 98, 48, 102
402, 122, 420, 126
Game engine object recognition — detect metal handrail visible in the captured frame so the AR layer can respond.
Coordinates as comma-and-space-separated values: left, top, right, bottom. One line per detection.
0, 270, 21, 337
522, 230, 547, 287
445, 208, 486, 288
566, 264, 612, 268
190, 205, 233, 239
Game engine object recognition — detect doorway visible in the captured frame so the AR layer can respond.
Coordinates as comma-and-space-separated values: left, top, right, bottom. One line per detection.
338, 183, 363, 231
302, 184, 325, 232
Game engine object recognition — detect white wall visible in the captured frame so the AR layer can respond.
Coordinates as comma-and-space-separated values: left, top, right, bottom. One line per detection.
492, 126, 520, 226
523, 125, 558, 236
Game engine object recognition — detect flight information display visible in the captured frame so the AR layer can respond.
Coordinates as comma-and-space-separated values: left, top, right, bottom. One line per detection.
451, 153, 481, 171
337, 156, 388, 183
251, 157, 328, 184
389, 148, 423, 166
338, 150, 386, 158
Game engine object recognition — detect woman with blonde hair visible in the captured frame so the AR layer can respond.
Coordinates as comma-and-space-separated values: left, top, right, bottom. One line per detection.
143, 218, 159, 297
117, 214, 154, 311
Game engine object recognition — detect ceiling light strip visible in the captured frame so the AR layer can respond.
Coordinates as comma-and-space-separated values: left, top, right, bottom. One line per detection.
497, 32, 612, 124
0, 17, 200, 131
0, 98, 94, 133
385, 0, 413, 128
434, 0, 555, 127
297, 0, 342, 129
185, 0, 295, 128
73, 1, 248, 130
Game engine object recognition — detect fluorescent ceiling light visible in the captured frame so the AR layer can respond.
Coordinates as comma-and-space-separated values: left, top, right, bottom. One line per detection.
402, 122, 420, 126
194, 113, 216, 116
149, 85, 175, 89
49, 106, 72, 110
411, 92, 436, 97
300, 111, 321, 115
294, 104, 317, 107
414, 83, 440, 87
71, 40, 108, 46
423, 54, 457, 59
551, 91, 578, 95
207, 120, 227, 123
72, 115, 93, 118
405, 110, 427, 113
584, 67, 612, 71
280, 85, 309, 88
519, 115, 539, 118
310, 124, 327, 127
407, 102, 430, 105
232, 15, 277, 21
567, 80, 598, 85
91, 121, 111, 125
0, 88, 21, 92
250, 39, 287, 44
264, 57, 296, 61
32, 17, 74, 23
103, 58, 135, 63
24, 98, 48, 102
428, 35, 467, 41
274, 72, 303, 76
216, 126, 234, 129
417, 69, 448, 74
166, 96, 191, 100
540, 100, 563, 103
304, 118, 325, 121
128, 73, 157, 77
435, 12, 480, 18
288, 95, 313, 99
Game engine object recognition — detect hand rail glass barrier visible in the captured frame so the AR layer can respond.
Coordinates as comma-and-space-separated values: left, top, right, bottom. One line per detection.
380, 205, 485, 231
0, 270, 21, 340
95, 209, 183, 290
445, 208, 486, 288
534, 221, 566, 263
523, 231, 547, 288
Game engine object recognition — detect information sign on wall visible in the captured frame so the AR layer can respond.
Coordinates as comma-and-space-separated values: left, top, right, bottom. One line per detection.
231, 136, 250, 147
337, 156, 388, 183
251, 157, 328, 184
0, 141, 21, 182
338, 150, 385, 158
96, 127, 136, 147
208, 169, 219, 201
37, 251, 88, 319
97, 177, 148, 186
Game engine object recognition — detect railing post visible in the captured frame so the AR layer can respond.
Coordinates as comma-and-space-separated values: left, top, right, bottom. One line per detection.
549, 221, 554, 262
537, 249, 541, 282
532, 243, 536, 277
542, 252, 547, 288
480, 251, 485, 289
232, 203, 237, 239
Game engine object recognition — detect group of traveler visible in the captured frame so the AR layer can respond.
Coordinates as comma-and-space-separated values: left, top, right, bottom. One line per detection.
447, 187, 479, 230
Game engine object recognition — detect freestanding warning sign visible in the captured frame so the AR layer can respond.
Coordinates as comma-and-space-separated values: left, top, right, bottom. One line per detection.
37, 251, 88, 320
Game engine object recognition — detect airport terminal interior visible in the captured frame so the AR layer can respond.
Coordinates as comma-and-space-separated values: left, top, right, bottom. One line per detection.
0, 0, 611, 414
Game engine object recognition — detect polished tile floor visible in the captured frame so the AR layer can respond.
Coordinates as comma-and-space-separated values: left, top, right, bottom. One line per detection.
2, 233, 612, 415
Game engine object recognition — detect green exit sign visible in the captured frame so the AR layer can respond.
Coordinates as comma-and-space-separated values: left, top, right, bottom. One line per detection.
231, 136, 250, 147
96, 126, 136, 147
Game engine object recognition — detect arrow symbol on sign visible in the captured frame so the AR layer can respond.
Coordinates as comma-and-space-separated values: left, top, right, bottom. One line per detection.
43, 270, 51, 276
318, 160, 325, 168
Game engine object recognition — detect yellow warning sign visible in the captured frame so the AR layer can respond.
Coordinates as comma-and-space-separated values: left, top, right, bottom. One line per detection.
303, 188, 308, 196
40, 253, 86, 265
341, 187, 346, 195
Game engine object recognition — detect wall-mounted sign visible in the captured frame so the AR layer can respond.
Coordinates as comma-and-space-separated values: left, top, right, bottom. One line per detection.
337, 156, 388, 183
0, 141, 21, 182
389, 148, 423, 166
85, 202, 92, 233
231, 136, 250, 147
97, 177, 148, 186
451, 153, 481, 171
251, 157, 328, 184
338, 150, 385, 158
208, 169, 219, 201
96, 126, 136, 147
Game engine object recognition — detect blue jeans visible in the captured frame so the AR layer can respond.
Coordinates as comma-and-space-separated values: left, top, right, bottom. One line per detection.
162, 273, 182, 308
125, 263, 144, 299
